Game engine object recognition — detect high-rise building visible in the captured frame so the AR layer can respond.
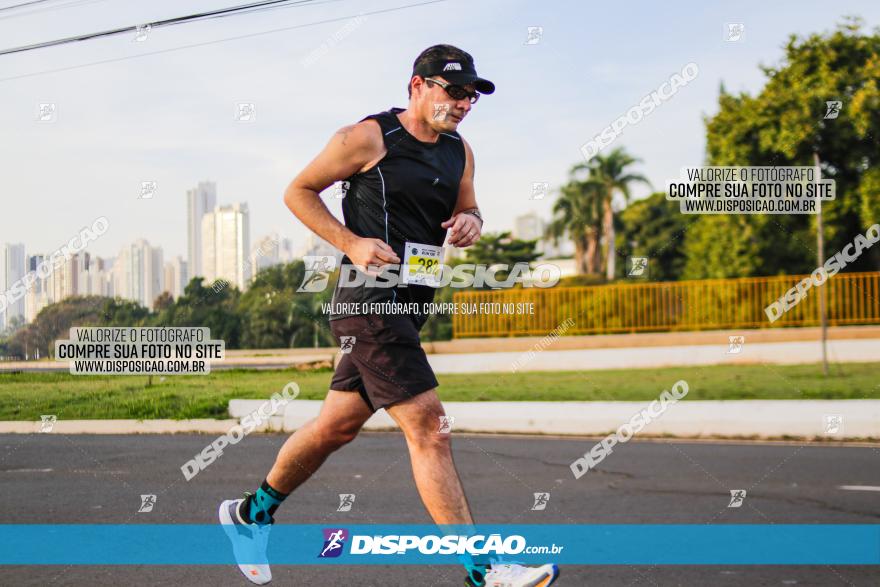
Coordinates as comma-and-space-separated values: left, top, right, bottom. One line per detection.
68, 252, 90, 296
0, 243, 26, 330
17, 252, 110, 323
514, 212, 543, 243
13, 252, 113, 325
163, 256, 188, 299
250, 233, 282, 279
27, 254, 44, 273
202, 203, 250, 290
279, 237, 294, 263
513, 211, 572, 258
79, 255, 112, 297
187, 181, 217, 278
298, 232, 340, 259
22, 253, 63, 323
113, 239, 164, 309
24, 281, 47, 324
101, 257, 115, 298
46, 254, 76, 302
22, 254, 46, 324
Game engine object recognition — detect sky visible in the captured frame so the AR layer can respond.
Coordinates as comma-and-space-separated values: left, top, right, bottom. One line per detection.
1, 0, 879, 261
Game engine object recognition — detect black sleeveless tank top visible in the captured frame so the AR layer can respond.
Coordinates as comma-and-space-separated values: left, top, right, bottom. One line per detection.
329, 107, 466, 329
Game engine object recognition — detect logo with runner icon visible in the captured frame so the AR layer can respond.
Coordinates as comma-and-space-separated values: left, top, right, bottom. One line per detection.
337, 494, 356, 512
298, 255, 337, 292
318, 528, 349, 558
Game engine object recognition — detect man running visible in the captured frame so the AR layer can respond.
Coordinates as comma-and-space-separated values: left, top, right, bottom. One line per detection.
220, 44, 560, 587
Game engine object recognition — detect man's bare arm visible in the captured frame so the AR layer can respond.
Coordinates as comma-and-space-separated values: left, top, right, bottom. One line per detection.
442, 137, 482, 247
283, 121, 400, 266
453, 137, 477, 214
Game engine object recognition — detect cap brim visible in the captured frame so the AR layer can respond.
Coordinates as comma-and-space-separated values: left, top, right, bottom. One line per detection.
440, 72, 495, 95
474, 78, 495, 95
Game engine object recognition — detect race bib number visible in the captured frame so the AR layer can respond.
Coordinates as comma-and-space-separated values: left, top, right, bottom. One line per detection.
401, 241, 444, 287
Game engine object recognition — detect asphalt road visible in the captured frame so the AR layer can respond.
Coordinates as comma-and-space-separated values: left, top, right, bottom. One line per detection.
1, 432, 878, 586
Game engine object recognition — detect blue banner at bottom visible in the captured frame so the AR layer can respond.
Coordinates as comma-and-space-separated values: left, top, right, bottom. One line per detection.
1, 524, 877, 565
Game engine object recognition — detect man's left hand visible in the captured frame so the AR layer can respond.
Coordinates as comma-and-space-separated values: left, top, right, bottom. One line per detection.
442, 212, 481, 248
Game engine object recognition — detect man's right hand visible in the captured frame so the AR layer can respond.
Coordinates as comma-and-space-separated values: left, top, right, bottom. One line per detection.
345, 237, 401, 271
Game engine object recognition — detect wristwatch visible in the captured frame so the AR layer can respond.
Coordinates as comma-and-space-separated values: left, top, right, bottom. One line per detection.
463, 208, 483, 228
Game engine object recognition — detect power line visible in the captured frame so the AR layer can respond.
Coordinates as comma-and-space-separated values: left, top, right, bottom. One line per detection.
0, 0, 444, 82
0, 0, 316, 56
0, 0, 60, 12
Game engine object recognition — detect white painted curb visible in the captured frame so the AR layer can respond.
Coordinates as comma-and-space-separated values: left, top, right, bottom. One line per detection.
230, 399, 880, 438
2, 400, 876, 438
0, 419, 239, 434
428, 339, 880, 373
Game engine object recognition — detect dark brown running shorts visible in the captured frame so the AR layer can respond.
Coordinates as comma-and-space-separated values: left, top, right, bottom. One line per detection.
329, 313, 439, 412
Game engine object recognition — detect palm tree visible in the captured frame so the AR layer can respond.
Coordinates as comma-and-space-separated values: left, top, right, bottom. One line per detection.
547, 175, 604, 275
575, 147, 650, 280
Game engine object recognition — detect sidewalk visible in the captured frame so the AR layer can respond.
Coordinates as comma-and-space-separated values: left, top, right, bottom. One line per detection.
231, 398, 880, 439
427, 338, 880, 373
3, 326, 877, 373
4, 399, 874, 440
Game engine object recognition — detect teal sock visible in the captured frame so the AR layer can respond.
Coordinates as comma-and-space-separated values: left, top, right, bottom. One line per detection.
461, 552, 493, 584
243, 479, 288, 526
466, 563, 488, 584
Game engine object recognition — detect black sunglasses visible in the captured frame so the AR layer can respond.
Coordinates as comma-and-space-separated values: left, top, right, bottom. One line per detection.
424, 77, 480, 104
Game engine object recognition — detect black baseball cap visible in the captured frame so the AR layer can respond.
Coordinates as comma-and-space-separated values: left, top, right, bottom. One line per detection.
413, 59, 495, 94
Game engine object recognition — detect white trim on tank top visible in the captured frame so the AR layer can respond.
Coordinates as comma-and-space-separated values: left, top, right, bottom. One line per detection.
375, 165, 397, 304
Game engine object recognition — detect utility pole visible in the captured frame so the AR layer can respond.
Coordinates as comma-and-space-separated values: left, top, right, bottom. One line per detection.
814, 151, 829, 376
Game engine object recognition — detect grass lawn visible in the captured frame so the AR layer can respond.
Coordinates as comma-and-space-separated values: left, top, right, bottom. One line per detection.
0, 361, 878, 420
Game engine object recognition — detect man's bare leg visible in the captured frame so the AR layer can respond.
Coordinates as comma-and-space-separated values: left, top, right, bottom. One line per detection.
266, 389, 374, 494
385, 389, 474, 525
386, 389, 493, 583
220, 390, 373, 582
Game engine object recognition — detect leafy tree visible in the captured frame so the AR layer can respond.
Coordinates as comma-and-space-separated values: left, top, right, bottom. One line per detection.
249, 265, 283, 291
0, 315, 25, 338
239, 259, 342, 348
153, 291, 174, 312
8, 296, 112, 359
617, 192, 690, 281
464, 230, 539, 266
238, 286, 295, 348
100, 297, 151, 326
689, 16, 880, 278
157, 277, 242, 348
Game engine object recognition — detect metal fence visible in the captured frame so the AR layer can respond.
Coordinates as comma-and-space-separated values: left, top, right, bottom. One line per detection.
451, 271, 880, 338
